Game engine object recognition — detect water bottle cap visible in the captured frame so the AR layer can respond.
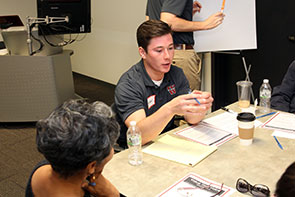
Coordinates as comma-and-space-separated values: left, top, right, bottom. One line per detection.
263, 79, 269, 83
130, 121, 136, 126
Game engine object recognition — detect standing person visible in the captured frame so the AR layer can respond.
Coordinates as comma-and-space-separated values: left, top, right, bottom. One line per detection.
113, 20, 213, 148
146, 0, 225, 91
25, 99, 125, 197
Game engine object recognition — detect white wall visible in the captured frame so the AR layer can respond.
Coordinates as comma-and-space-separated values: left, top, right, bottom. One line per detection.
1, 1, 147, 85
0, 0, 36, 22
66, 1, 146, 84
0, 0, 36, 42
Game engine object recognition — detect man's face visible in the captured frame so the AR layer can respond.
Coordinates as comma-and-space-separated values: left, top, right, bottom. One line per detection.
140, 33, 174, 80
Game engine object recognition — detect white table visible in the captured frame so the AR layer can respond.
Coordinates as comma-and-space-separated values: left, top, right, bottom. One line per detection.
103, 103, 294, 196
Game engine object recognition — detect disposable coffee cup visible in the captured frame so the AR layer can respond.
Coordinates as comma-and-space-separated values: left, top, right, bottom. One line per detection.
237, 112, 256, 146
236, 81, 253, 108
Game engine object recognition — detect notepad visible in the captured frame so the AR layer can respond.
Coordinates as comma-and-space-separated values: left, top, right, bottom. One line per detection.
142, 135, 217, 167
262, 111, 295, 131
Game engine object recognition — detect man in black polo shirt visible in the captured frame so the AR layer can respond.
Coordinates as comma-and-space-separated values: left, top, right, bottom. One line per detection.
146, 0, 224, 91
114, 20, 213, 148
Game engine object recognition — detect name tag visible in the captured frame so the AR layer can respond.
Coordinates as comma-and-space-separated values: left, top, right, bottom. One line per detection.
147, 95, 156, 109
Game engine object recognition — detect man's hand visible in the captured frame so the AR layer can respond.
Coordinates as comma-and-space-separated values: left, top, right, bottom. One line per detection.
193, 1, 202, 15
202, 12, 225, 30
167, 91, 213, 116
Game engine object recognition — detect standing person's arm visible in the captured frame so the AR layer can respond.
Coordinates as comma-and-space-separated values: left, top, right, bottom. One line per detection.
125, 92, 213, 145
160, 11, 224, 32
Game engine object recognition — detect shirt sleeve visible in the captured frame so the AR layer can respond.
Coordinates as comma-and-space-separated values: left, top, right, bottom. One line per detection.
161, 0, 188, 16
115, 80, 145, 122
145, 1, 149, 16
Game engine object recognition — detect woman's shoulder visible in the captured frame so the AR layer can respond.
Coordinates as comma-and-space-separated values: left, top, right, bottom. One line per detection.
26, 160, 51, 197
30, 162, 52, 195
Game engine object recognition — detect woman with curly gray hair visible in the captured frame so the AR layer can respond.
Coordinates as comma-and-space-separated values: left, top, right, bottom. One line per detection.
25, 99, 124, 197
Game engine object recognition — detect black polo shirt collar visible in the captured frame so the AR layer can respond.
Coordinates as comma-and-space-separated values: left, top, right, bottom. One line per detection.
138, 59, 172, 88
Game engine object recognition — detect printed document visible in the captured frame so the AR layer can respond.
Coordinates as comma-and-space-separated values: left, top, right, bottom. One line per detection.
157, 172, 235, 197
262, 111, 295, 131
174, 122, 236, 146
203, 112, 262, 135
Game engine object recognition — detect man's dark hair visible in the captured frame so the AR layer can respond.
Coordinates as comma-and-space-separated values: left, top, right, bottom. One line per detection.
275, 161, 295, 197
136, 19, 172, 52
36, 99, 120, 178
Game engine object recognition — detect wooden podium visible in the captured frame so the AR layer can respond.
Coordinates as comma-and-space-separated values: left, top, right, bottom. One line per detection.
0, 50, 76, 122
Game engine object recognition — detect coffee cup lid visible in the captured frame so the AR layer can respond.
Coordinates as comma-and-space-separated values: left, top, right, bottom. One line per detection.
237, 112, 256, 121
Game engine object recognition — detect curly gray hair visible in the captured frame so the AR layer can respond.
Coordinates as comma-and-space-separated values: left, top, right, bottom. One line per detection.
36, 99, 120, 178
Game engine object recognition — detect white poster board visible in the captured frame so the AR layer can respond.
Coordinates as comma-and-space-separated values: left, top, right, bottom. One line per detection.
193, 0, 257, 52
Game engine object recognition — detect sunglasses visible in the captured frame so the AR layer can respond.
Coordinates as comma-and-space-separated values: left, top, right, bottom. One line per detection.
236, 178, 270, 197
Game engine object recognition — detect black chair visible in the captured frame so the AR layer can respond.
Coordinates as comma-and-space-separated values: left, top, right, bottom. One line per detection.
0, 41, 5, 49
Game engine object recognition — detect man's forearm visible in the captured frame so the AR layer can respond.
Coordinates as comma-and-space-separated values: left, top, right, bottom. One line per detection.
137, 104, 175, 145
161, 13, 205, 32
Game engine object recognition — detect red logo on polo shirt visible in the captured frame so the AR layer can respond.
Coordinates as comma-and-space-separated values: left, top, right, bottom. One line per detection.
167, 84, 176, 95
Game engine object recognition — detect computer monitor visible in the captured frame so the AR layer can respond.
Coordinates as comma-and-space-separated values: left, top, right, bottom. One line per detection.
37, 0, 91, 35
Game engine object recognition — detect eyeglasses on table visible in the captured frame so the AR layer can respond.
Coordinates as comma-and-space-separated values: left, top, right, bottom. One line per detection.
236, 178, 270, 197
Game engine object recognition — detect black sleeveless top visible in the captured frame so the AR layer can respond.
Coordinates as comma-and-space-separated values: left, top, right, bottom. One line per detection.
25, 160, 91, 197
25, 160, 126, 197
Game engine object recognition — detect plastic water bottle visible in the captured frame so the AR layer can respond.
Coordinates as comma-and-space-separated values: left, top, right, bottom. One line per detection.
127, 121, 143, 165
259, 79, 272, 113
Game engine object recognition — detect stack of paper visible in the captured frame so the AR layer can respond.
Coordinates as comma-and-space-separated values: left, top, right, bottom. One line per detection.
203, 112, 262, 135
174, 122, 236, 146
262, 112, 295, 139
262, 111, 295, 131
143, 135, 217, 167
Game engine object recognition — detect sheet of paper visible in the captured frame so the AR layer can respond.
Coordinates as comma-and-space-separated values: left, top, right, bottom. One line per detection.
262, 111, 295, 131
272, 130, 295, 139
143, 135, 217, 167
174, 122, 236, 146
203, 112, 262, 135
158, 172, 236, 197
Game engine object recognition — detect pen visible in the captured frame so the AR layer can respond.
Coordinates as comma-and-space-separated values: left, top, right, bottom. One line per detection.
273, 136, 283, 150
221, 0, 226, 13
221, 107, 236, 114
188, 90, 201, 105
256, 112, 276, 119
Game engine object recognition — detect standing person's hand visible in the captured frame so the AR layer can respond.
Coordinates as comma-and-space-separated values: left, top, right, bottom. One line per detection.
193, 1, 202, 15
203, 12, 225, 30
